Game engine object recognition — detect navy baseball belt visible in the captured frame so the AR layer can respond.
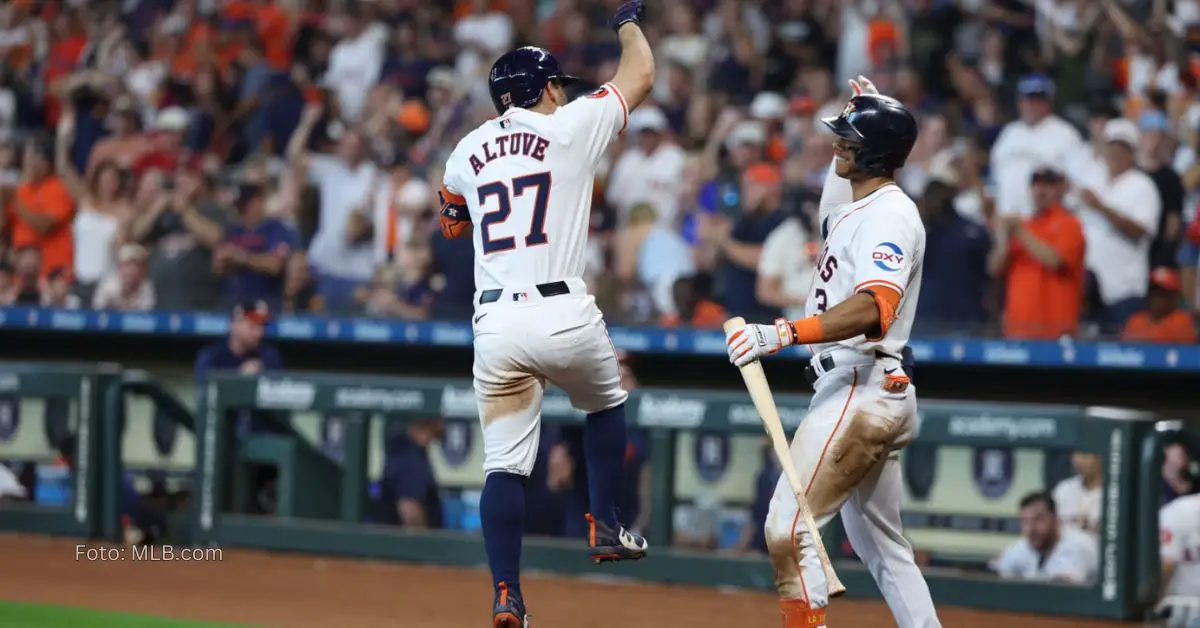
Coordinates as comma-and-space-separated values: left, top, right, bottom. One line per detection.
803, 347, 916, 385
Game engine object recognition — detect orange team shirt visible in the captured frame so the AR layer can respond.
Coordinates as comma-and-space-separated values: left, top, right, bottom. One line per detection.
12, 177, 75, 277
225, 1, 292, 69
1003, 205, 1086, 340
1121, 310, 1198, 344
659, 299, 727, 329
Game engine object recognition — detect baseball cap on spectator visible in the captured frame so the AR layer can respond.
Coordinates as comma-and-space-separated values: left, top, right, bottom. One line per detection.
1018, 74, 1056, 99
1150, 267, 1182, 292
1030, 167, 1066, 184
726, 120, 767, 149
155, 107, 190, 133
628, 106, 668, 134
232, 298, 271, 325
1103, 118, 1140, 147
396, 100, 431, 135
743, 163, 782, 186
750, 92, 789, 121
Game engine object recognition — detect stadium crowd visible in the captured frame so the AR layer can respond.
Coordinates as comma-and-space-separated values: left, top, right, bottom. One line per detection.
0, 0, 1199, 340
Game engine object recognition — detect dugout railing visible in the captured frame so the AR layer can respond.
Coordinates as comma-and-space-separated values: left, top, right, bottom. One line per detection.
185, 371, 1160, 620
0, 362, 119, 537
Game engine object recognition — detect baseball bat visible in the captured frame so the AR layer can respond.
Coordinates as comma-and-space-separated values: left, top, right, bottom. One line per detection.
724, 317, 846, 597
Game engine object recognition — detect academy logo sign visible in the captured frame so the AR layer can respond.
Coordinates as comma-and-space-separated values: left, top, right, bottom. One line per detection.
637, 395, 706, 428
254, 378, 316, 410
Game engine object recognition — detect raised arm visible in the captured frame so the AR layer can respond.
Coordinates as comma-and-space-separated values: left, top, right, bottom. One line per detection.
54, 110, 87, 201
608, 1, 655, 112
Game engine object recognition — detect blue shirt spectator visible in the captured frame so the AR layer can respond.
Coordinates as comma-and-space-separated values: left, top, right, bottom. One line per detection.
916, 183, 991, 333
194, 300, 284, 435
717, 165, 786, 322
430, 226, 476, 321
217, 184, 299, 312
377, 420, 444, 529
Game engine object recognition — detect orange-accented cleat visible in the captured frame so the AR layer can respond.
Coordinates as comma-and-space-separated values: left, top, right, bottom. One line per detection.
781, 599, 827, 628
493, 581, 528, 628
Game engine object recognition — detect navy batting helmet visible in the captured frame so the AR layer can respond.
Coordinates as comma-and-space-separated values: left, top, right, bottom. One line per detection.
489, 47, 579, 115
821, 95, 917, 176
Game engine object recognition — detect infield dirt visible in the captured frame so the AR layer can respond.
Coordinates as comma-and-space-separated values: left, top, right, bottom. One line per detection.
1, 534, 1128, 627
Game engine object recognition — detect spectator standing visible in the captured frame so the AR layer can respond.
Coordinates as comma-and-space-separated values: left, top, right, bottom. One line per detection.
916, 173, 992, 333
12, 138, 74, 280
377, 417, 445, 530
56, 110, 133, 303
324, 4, 388, 123
614, 203, 695, 319
1051, 453, 1103, 538
92, 244, 155, 311
85, 99, 149, 175
1079, 118, 1163, 330
992, 491, 1099, 584
606, 106, 686, 229
132, 108, 193, 182
756, 198, 816, 323
214, 183, 297, 312
368, 154, 432, 266
990, 75, 1084, 219
288, 103, 379, 312
989, 168, 1086, 340
714, 163, 785, 322
133, 169, 228, 311
1065, 99, 1119, 215
1139, 109, 1186, 267
1121, 268, 1198, 343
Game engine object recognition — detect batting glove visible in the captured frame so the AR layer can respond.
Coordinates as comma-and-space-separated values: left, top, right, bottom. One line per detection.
726, 319, 794, 367
610, 0, 645, 33
850, 75, 880, 97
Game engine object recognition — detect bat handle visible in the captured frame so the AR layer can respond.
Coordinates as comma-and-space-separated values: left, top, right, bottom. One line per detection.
722, 317, 747, 334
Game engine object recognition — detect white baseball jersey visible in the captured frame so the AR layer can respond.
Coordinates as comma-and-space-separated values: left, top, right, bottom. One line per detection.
993, 527, 1099, 583
1161, 494, 1200, 597
1052, 476, 1101, 537
805, 176, 925, 359
442, 82, 629, 293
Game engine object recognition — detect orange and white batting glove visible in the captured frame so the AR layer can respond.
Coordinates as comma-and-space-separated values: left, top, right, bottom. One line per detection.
726, 319, 795, 367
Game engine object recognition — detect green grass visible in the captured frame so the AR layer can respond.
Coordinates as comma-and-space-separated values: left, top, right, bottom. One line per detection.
0, 602, 248, 627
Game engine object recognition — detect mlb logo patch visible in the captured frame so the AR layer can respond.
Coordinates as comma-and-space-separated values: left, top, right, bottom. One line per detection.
512, 292, 528, 302
500, 119, 512, 129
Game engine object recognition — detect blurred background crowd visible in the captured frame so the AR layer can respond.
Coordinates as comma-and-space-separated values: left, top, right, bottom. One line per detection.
1, 0, 1200, 341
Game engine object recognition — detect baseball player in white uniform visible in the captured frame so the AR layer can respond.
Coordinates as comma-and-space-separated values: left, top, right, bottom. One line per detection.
1157, 493, 1200, 627
437, 3, 654, 627
1051, 452, 1103, 538
725, 81, 941, 628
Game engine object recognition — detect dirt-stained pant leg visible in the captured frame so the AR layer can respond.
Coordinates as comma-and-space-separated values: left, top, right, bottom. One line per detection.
764, 364, 926, 616
473, 310, 546, 478
842, 456, 941, 628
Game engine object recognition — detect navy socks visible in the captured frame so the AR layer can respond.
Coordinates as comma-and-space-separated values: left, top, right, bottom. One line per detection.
584, 403, 628, 528
481, 471, 526, 600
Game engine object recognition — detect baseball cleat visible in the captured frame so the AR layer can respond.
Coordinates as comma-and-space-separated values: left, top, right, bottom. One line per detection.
586, 513, 648, 564
492, 581, 529, 628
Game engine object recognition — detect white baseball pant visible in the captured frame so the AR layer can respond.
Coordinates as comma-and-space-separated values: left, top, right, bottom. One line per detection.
471, 278, 627, 477
765, 354, 941, 628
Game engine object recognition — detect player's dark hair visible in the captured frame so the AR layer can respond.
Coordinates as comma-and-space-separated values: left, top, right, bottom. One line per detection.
1019, 491, 1056, 515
